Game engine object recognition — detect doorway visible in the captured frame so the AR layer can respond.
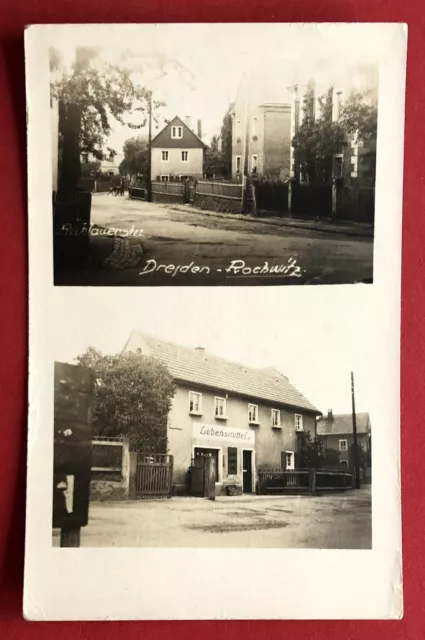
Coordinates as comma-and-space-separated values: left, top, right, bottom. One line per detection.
242, 450, 253, 493
194, 447, 219, 482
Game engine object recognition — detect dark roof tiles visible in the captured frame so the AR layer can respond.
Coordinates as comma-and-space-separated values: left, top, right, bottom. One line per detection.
130, 333, 320, 413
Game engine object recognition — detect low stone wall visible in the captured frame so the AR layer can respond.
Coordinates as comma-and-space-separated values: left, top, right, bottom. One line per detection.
194, 194, 243, 214
151, 192, 185, 204
90, 480, 127, 501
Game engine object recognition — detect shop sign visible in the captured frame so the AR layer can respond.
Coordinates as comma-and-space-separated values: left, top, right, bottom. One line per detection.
193, 423, 255, 445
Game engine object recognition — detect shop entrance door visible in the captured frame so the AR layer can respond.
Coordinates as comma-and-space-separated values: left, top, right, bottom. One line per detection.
243, 450, 253, 493
194, 448, 219, 482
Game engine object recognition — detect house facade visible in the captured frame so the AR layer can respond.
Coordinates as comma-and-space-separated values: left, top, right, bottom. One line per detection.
150, 116, 207, 182
288, 63, 378, 186
230, 63, 295, 180
316, 410, 372, 468
123, 332, 321, 495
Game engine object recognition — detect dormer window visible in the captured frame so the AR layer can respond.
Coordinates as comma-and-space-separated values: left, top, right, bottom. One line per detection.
171, 126, 183, 139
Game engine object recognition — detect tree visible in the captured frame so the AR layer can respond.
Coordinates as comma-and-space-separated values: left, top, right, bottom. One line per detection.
292, 87, 378, 184
220, 103, 233, 176
119, 135, 149, 179
298, 431, 325, 468
203, 135, 227, 177
76, 347, 175, 453
50, 47, 166, 193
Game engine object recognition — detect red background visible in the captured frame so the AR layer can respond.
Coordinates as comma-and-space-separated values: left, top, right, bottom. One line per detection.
0, 1, 422, 637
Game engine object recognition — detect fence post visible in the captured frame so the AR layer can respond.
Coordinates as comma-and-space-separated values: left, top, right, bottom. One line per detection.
168, 455, 174, 498
309, 468, 317, 495
121, 438, 130, 498
287, 180, 292, 214
128, 452, 137, 499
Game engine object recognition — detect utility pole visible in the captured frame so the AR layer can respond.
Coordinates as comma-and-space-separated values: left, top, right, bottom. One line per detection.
147, 90, 153, 202
351, 371, 361, 489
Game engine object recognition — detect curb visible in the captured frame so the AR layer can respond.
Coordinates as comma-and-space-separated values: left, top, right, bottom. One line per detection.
167, 205, 374, 239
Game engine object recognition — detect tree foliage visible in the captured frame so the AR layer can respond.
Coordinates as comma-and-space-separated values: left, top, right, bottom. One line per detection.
292, 87, 378, 183
76, 347, 175, 453
50, 47, 167, 192
298, 431, 325, 469
119, 136, 149, 178
203, 104, 233, 178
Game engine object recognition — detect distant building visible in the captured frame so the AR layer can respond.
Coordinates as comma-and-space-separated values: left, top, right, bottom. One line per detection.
80, 151, 124, 176
123, 332, 321, 495
288, 62, 378, 186
230, 64, 295, 180
150, 116, 207, 182
316, 410, 372, 468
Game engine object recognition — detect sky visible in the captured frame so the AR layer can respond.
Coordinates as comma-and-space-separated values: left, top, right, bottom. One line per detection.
51, 286, 375, 417
50, 23, 382, 151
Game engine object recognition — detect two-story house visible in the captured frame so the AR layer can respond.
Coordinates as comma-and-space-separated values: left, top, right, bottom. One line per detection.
316, 410, 372, 469
123, 331, 321, 496
150, 116, 207, 182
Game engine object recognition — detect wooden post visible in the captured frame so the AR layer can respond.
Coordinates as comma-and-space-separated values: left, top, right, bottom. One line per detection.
309, 468, 317, 496
60, 527, 81, 547
351, 371, 361, 489
287, 180, 292, 214
147, 90, 153, 203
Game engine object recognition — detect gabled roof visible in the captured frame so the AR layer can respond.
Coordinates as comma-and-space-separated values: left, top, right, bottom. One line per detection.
123, 332, 320, 414
151, 116, 207, 149
317, 413, 371, 436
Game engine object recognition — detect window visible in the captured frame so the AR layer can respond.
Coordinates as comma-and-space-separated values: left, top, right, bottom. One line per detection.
271, 409, 281, 428
228, 447, 238, 475
252, 117, 258, 137
214, 396, 227, 419
334, 156, 344, 179
251, 155, 258, 173
189, 391, 202, 415
181, 151, 188, 162
340, 460, 349, 468
161, 150, 169, 162
248, 404, 259, 424
171, 126, 183, 139
284, 451, 295, 470
339, 439, 348, 452
294, 414, 303, 432
236, 120, 241, 139
236, 156, 241, 173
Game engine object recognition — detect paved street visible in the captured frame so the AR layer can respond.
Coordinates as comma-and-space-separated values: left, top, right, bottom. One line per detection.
54, 194, 374, 286
53, 488, 371, 549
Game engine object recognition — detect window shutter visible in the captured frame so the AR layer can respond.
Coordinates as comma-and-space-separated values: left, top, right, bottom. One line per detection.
228, 447, 238, 475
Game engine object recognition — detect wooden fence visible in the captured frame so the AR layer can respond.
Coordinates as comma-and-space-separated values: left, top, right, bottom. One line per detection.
91, 436, 124, 473
151, 181, 185, 200
135, 453, 173, 499
258, 468, 353, 495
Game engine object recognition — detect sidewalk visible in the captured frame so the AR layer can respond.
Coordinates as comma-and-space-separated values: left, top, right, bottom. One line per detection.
167, 203, 374, 239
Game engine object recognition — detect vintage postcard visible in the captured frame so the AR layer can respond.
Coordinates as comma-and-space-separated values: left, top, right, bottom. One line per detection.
24, 23, 406, 621
43, 23, 381, 286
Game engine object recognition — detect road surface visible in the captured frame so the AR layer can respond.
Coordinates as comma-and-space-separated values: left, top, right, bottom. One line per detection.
55, 194, 374, 286
52, 488, 372, 549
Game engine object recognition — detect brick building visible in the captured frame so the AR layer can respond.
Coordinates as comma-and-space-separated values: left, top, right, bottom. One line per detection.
123, 332, 322, 496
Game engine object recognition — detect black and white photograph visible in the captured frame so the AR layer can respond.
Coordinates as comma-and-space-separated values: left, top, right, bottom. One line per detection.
49, 24, 378, 286
24, 23, 405, 621
51, 289, 373, 550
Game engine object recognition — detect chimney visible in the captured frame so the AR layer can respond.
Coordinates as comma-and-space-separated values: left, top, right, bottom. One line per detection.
195, 346, 205, 351
197, 119, 202, 139
185, 115, 191, 129
327, 409, 334, 421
